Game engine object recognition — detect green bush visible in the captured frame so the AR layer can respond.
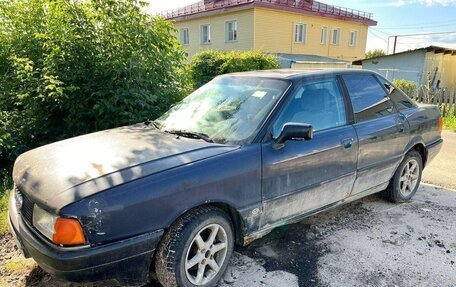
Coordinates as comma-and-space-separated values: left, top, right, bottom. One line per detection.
189, 50, 280, 88
0, 0, 190, 165
393, 79, 417, 97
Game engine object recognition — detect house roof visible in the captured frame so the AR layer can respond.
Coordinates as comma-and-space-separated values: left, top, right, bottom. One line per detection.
161, 0, 377, 26
353, 45, 456, 65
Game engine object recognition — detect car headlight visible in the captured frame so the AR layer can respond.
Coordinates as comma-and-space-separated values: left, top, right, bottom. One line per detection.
33, 205, 87, 246
33, 205, 58, 240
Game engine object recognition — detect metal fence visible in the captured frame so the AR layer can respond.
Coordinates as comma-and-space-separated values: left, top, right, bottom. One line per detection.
410, 87, 456, 117
161, 0, 374, 20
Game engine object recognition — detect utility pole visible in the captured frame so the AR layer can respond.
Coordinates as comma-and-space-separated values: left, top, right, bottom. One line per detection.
393, 36, 397, 54
387, 31, 456, 55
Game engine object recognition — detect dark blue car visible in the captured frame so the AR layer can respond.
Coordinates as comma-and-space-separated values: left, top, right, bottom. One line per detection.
8, 69, 443, 287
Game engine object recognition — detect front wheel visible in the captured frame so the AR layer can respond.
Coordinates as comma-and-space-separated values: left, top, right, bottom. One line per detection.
155, 207, 234, 287
383, 150, 423, 203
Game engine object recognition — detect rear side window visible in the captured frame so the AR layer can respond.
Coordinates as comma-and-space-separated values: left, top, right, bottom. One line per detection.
377, 77, 416, 111
342, 75, 395, 122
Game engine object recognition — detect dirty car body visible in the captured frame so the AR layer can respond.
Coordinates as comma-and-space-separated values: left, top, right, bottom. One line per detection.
8, 70, 443, 286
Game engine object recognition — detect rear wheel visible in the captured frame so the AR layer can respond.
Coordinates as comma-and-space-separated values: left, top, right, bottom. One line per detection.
384, 150, 423, 203
155, 207, 234, 287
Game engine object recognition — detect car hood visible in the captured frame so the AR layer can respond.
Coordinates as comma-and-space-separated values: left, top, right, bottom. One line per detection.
13, 124, 238, 212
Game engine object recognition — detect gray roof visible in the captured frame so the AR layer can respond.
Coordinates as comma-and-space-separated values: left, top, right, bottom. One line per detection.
275, 53, 351, 64
353, 45, 456, 65
221, 69, 374, 80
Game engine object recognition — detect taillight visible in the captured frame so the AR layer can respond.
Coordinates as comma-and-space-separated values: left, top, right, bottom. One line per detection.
438, 116, 443, 133
52, 217, 87, 246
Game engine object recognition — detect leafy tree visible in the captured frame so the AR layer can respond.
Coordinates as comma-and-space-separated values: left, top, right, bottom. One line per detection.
189, 50, 280, 88
365, 49, 386, 59
0, 0, 190, 165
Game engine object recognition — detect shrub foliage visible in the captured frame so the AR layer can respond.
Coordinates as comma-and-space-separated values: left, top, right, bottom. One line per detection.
0, 0, 189, 164
189, 50, 280, 88
393, 79, 417, 97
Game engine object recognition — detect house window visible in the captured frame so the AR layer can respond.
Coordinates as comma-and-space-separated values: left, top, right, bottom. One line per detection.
294, 23, 307, 43
200, 24, 211, 44
331, 28, 341, 45
180, 28, 189, 45
321, 26, 328, 45
349, 30, 358, 46
225, 20, 237, 42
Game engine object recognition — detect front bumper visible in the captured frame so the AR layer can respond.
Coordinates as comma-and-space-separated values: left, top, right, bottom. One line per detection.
8, 194, 163, 286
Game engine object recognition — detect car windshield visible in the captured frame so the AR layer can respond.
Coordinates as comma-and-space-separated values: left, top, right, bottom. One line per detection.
156, 76, 290, 144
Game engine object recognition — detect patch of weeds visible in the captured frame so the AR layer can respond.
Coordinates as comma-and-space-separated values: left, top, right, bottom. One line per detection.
0, 187, 11, 236
444, 116, 456, 132
6, 256, 35, 273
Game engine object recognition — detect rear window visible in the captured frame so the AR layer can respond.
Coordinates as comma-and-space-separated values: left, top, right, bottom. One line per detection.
377, 76, 416, 111
342, 75, 395, 122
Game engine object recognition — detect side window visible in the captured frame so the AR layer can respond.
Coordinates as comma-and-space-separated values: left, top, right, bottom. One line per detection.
272, 77, 347, 138
342, 75, 395, 122
377, 76, 416, 111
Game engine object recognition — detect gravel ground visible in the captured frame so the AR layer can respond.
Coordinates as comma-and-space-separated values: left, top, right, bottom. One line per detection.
1, 184, 455, 287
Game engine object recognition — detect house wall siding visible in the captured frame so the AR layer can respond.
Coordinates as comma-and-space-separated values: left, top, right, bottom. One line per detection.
423, 52, 456, 90
253, 7, 368, 61
360, 51, 427, 85
173, 9, 255, 58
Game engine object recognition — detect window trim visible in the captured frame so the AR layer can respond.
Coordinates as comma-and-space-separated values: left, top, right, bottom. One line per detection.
321, 26, 328, 45
331, 27, 341, 45
225, 20, 238, 42
294, 23, 307, 44
180, 28, 189, 46
340, 74, 397, 123
200, 24, 211, 45
266, 76, 352, 140
349, 30, 358, 47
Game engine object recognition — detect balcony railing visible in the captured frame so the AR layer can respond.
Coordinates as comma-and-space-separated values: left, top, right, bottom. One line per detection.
161, 0, 374, 21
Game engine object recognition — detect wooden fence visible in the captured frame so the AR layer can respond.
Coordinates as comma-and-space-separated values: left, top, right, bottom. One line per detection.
409, 87, 456, 117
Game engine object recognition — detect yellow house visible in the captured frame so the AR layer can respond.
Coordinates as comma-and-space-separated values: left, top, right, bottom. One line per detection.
162, 0, 377, 62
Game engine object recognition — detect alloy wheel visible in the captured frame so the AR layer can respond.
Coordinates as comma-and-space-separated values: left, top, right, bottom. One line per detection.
399, 158, 420, 196
184, 223, 228, 285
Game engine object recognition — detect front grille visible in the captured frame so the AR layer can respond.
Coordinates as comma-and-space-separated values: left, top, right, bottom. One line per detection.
19, 189, 34, 225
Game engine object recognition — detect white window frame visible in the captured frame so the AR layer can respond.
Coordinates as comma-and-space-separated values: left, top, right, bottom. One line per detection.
180, 28, 189, 46
320, 26, 328, 45
294, 23, 307, 44
331, 27, 341, 45
225, 20, 238, 42
200, 24, 211, 45
349, 30, 358, 47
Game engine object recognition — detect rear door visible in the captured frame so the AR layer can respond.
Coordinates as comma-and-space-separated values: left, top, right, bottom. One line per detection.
341, 74, 410, 195
260, 76, 358, 227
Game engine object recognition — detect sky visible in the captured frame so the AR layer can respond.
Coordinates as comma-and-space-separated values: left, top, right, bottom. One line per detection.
145, 0, 456, 53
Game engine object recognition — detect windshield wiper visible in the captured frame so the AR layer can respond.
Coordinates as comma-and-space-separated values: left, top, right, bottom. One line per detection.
165, 130, 213, 143
144, 120, 160, 129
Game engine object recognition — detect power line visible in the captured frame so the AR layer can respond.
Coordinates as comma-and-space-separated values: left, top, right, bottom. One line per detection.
368, 29, 387, 43
376, 19, 456, 29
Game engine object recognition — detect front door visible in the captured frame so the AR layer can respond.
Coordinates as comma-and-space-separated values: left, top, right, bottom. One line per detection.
260, 76, 358, 228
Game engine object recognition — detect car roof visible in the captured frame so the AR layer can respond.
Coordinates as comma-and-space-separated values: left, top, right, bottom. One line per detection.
221, 69, 376, 80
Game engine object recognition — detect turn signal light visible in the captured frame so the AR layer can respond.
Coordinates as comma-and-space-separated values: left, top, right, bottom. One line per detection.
438, 116, 443, 133
52, 218, 87, 246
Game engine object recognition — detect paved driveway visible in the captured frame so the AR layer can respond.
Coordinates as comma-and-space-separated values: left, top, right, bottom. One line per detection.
422, 130, 456, 190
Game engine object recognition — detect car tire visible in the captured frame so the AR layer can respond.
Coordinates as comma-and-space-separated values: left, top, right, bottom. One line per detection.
155, 206, 234, 287
383, 150, 423, 203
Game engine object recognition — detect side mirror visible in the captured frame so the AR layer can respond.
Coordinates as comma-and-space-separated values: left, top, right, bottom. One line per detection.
273, 123, 313, 149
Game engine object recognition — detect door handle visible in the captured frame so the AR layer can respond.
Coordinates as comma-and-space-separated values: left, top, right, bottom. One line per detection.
341, 138, 354, 149
397, 123, 405, 133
